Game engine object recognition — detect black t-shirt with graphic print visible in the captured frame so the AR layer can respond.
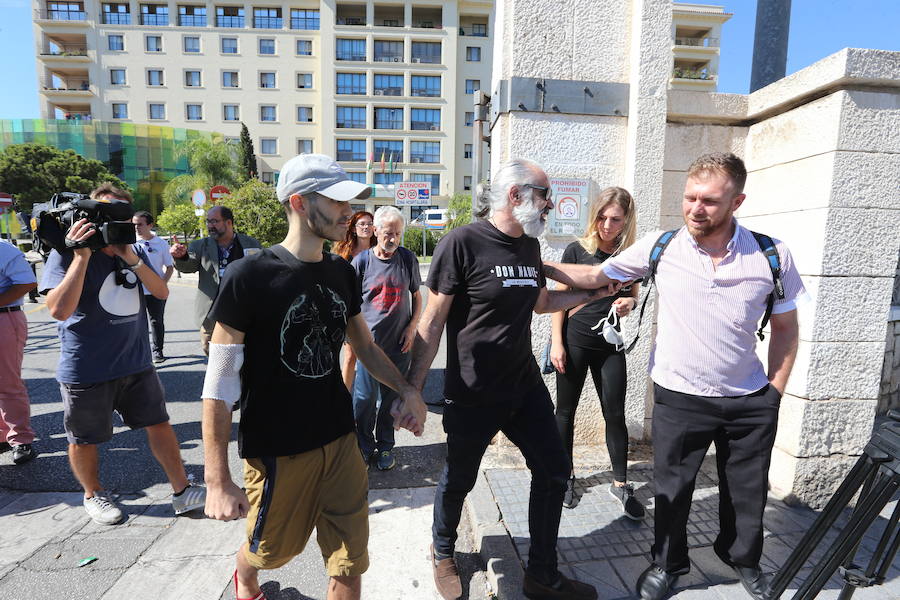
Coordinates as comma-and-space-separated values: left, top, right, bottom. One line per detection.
208, 246, 361, 458
426, 220, 546, 406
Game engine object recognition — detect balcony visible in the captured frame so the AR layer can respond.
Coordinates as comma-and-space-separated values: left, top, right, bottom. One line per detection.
336, 151, 365, 162
216, 15, 244, 28
411, 121, 440, 131
374, 87, 402, 96
41, 77, 93, 96
374, 6, 403, 28
39, 44, 89, 61
179, 15, 206, 26
101, 13, 131, 24
336, 4, 366, 27
253, 17, 282, 29
411, 6, 441, 29
35, 8, 87, 23
674, 36, 719, 48
140, 14, 169, 26
374, 54, 403, 63
672, 67, 714, 80
459, 26, 488, 37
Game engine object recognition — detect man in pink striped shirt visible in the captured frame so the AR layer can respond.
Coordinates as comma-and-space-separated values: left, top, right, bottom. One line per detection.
594, 153, 804, 600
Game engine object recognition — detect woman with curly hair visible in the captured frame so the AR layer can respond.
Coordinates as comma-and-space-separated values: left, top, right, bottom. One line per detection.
551, 186, 644, 518
334, 211, 376, 390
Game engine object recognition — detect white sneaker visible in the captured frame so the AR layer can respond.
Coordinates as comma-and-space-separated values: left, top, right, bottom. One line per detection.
83, 491, 124, 525
172, 484, 207, 515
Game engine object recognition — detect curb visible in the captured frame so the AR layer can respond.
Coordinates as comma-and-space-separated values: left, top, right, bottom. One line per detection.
463, 469, 524, 599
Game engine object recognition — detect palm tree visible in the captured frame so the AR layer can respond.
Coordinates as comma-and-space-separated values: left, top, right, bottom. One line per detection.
162, 137, 240, 207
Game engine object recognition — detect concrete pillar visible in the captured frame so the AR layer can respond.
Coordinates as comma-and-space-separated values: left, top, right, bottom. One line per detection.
750, 0, 791, 92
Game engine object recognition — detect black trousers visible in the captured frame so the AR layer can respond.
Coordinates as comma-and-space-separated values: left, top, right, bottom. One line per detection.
651, 383, 781, 574
432, 385, 569, 584
554, 343, 628, 480
145, 295, 166, 354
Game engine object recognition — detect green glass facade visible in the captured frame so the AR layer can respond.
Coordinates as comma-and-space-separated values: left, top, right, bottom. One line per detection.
0, 119, 221, 215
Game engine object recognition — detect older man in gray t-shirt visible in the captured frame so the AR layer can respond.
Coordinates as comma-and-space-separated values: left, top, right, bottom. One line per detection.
350, 206, 422, 471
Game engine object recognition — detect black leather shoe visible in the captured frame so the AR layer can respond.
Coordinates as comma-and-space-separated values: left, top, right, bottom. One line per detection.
0, 442, 11, 453
12, 444, 36, 465
636, 565, 678, 600
523, 572, 597, 599
733, 564, 770, 600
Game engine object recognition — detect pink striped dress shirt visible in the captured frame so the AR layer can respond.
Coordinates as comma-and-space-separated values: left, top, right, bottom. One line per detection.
602, 222, 805, 397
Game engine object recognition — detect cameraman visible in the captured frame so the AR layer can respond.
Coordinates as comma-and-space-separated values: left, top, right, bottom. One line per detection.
40, 184, 206, 526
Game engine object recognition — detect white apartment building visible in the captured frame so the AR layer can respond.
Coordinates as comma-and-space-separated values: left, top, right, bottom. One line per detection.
33, 0, 494, 214
671, 2, 731, 91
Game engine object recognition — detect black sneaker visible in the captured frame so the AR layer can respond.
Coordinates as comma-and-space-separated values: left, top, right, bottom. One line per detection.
563, 476, 579, 509
153, 351, 166, 364
0, 441, 11, 453
12, 444, 36, 465
609, 483, 645, 520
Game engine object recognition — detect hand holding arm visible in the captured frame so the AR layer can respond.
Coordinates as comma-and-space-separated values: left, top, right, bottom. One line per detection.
533, 282, 623, 314
543, 261, 616, 289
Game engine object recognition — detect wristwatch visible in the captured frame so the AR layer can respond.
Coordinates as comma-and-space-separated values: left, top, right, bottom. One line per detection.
127, 258, 144, 271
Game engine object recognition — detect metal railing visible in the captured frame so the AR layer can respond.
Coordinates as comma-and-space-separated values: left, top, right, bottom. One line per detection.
179, 15, 206, 26
411, 89, 440, 97
60, 112, 93, 121
411, 121, 439, 131
41, 78, 91, 91
672, 68, 715, 80
412, 22, 441, 29
41, 45, 88, 56
216, 16, 244, 28
374, 54, 403, 62
101, 13, 130, 24
336, 17, 365, 26
290, 17, 319, 29
411, 55, 440, 64
253, 17, 282, 29
336, 151, 365, 162
37, 8, 86, 21
459, 26, 488, 37
140, 14, 168, 26
674, 37, 719, 47
375, 87, 403, 96
337, 53, 367, 61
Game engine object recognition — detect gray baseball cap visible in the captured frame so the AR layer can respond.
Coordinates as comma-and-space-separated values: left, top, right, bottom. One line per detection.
276, 153, 372, 203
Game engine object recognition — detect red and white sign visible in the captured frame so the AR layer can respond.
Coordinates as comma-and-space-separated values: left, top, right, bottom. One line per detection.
210, 185, 230, 201
0, 193, 13, 207
394, 182, 432, 206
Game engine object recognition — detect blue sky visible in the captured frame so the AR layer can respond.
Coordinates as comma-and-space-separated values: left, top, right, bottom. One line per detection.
0, 0, 898, 118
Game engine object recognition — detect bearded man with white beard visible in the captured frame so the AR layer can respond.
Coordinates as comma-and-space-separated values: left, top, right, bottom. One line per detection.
408, 158, 625, 600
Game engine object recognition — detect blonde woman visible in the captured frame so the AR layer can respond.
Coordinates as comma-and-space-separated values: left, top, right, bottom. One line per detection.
550, 187, 644, 518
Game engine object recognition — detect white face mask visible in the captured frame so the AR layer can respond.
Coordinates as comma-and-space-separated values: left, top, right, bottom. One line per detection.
590, 306, 624, 351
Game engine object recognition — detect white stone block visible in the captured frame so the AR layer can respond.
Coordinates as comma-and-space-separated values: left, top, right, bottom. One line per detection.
660, 171, 685, 218
821, 208, 900, 277
789, 340, 884, 400
571, 0, 630, 83
738, 209, 828, 276
774, 395, 877, 457
838, 90, 900, 154
101, 556, 234, 600
830, 151, 900, 210
667, 91, 748, 123
798, 276, 895, 342
768, 447, 859, 509
663, 124, 748, 171
740, 152, 837, 217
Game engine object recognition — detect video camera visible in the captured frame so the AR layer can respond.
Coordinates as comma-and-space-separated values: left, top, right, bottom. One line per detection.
32, 192, 136, 254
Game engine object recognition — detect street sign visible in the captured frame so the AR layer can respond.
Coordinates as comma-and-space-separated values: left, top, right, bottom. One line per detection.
191, 189, 206, 207
546, 178, 591, 241
0, 193, 13, 207
394, 182, 431, 206
210, 185, 230, 202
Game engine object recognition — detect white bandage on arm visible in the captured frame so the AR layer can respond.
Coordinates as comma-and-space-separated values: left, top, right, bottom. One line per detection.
201, 343, 245, 409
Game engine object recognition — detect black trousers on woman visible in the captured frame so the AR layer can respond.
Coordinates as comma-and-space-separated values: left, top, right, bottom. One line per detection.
554, 343, 628, 480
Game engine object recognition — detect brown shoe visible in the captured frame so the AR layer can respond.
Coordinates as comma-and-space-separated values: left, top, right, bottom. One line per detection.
431, 544, 462, 600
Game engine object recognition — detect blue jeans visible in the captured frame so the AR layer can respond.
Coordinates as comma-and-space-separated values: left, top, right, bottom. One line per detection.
352, 354, 410, 457
432, 385, 569, 584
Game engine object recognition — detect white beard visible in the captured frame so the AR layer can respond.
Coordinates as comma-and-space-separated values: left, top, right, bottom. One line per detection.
513, 198, 546, 238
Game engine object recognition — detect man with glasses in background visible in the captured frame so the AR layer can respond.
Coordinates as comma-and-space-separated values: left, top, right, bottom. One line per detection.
133, 210, 174, 363
170, 206, 261, 355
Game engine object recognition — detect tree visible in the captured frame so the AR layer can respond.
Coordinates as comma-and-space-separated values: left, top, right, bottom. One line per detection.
162, 137, 240, 208
238, 123, 258, 181
446, 192, 474, 231
402, 227, 438, 256
156, 202, 201, 241
218, 179, 286, 247
0, 143, 128, 212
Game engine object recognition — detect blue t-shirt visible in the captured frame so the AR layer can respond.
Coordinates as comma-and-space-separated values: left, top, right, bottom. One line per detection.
0, 240, 37, 308
40, 249, 152, 384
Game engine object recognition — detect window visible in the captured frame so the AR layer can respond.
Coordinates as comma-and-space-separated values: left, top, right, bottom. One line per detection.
186, 104, 202, 120
108, 34, 124, 51
336, 106, 365, 128
373, 139, 403, 163
375, 173, 402, 185
297, 139, 313, 154
223, 104, 240, 121
465, 79, 480, 94
149, 103, 166, 119
296, 73, 312, 89
472, 23, 487, 37
260, 105, 277, 121
296, 106, 313, 122
336, 38, 366, 61
374, 107, 403, 129
260, 138, 277, 154
411, 173, 440, 196
253, 7, 282, 29
259, 39, 275, 55
109, 68, 126, 85
102, 3, 130, 24
147, 69, 164, 86
216, 6, 244, 27
145, 35, 162, 52
465, 112, 474, 126
178, 5, 206, 26
466, 46, 481, 62
184, 70, 201, 87
464, 176, 472, 190
140, 4, 168, 26
47, 2, 85, 21
221, 37, 237, 54
374, 40, 403, 62
464, 144, 473, 159
259, 72, 276, 88
411, 42, 441, 64
410, 75, 440, 97
346, 172, 366, 183
222, 71, 239, 87
411, 108, 440, 130
261, 171, 273, 183
410, 141, 440, 163
290, 9, 319, 30
374, 74, 403, 96
336, 139, 366, 162
112, 103, 128, 119
336, 73, 366, 95
296, 39, 312, 56
183, 36, 200, 53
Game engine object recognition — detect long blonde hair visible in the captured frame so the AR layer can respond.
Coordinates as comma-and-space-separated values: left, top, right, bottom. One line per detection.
577, 187, 636, 256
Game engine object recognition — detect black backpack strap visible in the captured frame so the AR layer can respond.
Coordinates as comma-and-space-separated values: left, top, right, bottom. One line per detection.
750, 231, 784, 341
625, 229, 678, 354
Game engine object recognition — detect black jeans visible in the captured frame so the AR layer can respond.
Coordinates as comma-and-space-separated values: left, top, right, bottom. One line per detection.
145, 295, 166, 354
651, 383, 781, 574
555, 343, 628, 480
432, 385, 569, 584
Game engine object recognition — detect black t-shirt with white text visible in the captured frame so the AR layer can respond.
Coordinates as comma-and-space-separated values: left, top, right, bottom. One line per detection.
426, 220, 546, 406
208, 247, 361, 458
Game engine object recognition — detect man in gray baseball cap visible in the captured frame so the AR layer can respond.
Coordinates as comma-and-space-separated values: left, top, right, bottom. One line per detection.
203, 154, 424, 599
